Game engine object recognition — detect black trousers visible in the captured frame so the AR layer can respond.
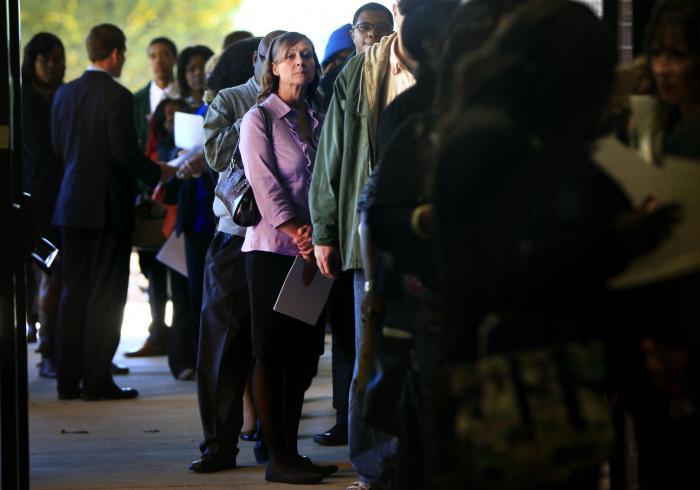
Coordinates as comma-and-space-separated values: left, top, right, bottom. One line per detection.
326, 270, 355, 425
184, 230, 213, 357
137, 250, 169, 346
167, 267, 195, 377
196, 233, 251, 457
56, 227, 131, 394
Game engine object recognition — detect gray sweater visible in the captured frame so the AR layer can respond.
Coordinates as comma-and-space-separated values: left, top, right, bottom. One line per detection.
203, 76, 260, 236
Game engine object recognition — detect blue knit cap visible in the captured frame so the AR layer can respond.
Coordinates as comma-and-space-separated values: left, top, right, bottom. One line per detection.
322, 24, 354, 67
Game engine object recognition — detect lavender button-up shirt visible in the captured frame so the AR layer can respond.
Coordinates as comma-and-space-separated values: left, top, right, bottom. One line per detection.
239, 93, 323, 256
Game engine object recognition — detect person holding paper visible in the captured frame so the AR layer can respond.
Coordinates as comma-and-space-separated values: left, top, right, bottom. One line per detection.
167, 45, 217, 365
239, 32, 332, 485
429, 2, 681, 487
621, 1, 700, 486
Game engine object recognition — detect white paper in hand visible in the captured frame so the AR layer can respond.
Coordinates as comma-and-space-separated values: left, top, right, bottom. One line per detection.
174, 111, 204, 150
274, 257, 334, 325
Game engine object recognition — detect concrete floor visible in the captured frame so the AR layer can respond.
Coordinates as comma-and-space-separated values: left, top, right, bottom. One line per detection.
28, 254, 357, 490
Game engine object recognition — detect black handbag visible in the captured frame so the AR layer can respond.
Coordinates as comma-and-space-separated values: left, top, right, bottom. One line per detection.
214, 105, 273, 227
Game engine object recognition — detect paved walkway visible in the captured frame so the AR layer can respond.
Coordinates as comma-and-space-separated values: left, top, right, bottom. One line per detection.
28, 254, 356, 489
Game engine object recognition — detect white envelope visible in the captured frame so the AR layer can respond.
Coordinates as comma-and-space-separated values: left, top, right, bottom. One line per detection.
274, 257, 334, 325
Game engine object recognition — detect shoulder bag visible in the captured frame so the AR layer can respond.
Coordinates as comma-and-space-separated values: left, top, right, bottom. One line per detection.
214, 105, 273, 227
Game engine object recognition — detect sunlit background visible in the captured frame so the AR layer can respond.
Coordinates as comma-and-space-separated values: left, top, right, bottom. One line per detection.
20, 0, 394, 92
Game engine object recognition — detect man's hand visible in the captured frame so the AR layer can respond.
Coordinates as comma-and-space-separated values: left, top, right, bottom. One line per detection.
314, 244, 340, 279
302, 259, 318, 286
158, 161, 177, 183
176, 153, 207, 179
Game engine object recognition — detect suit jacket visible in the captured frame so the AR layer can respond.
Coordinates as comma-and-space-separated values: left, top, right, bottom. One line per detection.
51, 70, 160, 231
133, 82, 150, 150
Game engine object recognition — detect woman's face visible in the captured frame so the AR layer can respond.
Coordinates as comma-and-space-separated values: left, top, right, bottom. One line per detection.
272, 40, 316, 88
650, 25, 700, 108
34, 44, 65, 87
185, 54, 207, 94
163, 103, 179, 133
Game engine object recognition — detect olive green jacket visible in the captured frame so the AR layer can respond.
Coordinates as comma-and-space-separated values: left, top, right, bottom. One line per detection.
310, 33, 396, 271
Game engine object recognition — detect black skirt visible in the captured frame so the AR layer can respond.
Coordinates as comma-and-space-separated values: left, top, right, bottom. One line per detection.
245, 251, 325, 364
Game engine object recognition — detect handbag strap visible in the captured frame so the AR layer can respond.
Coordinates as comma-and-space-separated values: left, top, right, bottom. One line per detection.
256, 104, 274, 147
225, 106, 274, 172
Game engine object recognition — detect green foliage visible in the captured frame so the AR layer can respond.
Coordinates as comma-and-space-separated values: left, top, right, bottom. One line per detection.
21, 0, 242, 91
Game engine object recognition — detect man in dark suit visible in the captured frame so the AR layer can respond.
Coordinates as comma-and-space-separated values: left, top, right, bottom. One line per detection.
51, 23, 175, 401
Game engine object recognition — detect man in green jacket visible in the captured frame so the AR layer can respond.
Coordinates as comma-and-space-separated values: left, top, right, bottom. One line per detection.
132, 37, 179, 149
126, 36, 179, 358
309, 1, 421, 488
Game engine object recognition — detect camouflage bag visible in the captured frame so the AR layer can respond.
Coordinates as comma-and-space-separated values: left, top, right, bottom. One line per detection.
450, 339, 615, 489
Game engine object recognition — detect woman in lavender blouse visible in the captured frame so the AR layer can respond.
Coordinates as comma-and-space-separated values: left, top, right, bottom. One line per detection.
238, 32, 332, 485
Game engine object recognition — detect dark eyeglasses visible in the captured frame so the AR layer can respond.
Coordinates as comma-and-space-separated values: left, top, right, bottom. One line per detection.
352, 22, 393, 35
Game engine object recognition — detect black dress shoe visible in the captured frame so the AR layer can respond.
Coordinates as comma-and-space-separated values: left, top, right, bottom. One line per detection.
312, 423, 348, 446
110, 362, 130, 375
299, 455, 338, 476
58, 389, 81, 400
81, 385, 139, 401
188, 453, 236, 473
265, 465, 323, 485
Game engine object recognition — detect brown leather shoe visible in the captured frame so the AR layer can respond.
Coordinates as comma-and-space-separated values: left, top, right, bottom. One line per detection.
124, 340, 166, 357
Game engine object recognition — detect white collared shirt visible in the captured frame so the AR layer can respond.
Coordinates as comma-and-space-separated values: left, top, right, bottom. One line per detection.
86, 65, 112, 76
149, 81, 180, 113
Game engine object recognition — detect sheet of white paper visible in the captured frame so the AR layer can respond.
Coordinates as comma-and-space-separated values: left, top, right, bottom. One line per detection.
610, 155, 700, 289
593, 136, 662, 205
166, 145, 203, 168
274, 256, 334, 325
174, 112, 204, 150
156, 233, 188, 278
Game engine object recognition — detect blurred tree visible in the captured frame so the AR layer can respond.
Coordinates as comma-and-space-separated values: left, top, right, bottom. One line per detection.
20, 0, 243, 91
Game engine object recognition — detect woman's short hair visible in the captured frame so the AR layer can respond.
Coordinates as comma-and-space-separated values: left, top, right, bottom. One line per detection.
177, 45, 215, 98
257, 32, 321, 105
21, 32, 64, 85
85, 24, 125, 62
206, 37, 261, 94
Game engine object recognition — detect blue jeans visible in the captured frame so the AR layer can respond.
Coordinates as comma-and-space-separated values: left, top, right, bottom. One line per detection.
349, 269, 397, 489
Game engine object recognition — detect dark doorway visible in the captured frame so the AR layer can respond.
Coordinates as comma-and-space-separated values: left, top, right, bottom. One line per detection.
1, 0, 31, 488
